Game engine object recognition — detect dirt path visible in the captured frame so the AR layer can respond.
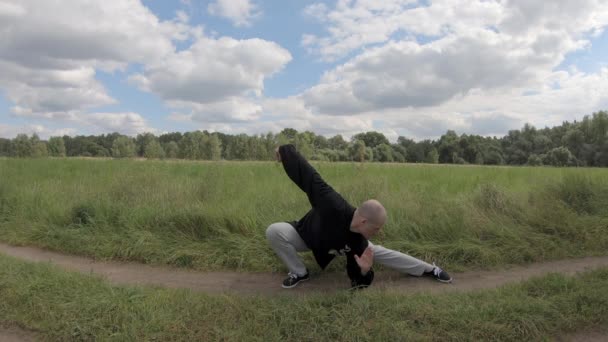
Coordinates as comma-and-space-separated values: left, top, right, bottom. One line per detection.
0, 325, 38, 342
2, 242, 608, 341
2, 242, 608, 295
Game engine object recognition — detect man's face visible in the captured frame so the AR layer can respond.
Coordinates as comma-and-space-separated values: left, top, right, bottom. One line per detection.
360, 222, 382, 239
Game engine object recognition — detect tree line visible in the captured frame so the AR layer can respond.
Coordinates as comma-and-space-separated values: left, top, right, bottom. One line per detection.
1, 111, 607, 167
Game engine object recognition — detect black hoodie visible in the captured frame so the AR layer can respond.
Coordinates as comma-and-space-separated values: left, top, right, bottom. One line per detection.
278, 144, 374, 288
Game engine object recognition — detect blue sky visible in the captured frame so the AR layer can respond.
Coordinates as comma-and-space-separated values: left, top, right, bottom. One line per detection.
1, 0, 608, 141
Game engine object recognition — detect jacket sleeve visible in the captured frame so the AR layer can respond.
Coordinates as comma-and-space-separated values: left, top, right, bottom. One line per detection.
278, 144, 345, 211
347, 251, 374, 289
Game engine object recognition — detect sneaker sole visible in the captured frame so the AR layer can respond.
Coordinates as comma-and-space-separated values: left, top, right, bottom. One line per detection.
281, 277, 310, 289
437, 278, 452, 284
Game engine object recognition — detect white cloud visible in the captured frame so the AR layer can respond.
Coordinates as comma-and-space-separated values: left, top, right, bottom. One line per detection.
303, 31, 551, 114
130, 36, 291, 122
208, 0, 261, 27
131, 37, 291, 103
0, 1, 26, 18
0, 61, 115, 115
302, 0, 608, 61
352, 67, 608, 141
169, 97, 263, 123
0, 0, 292, 136
85, 112, 155, 135
0, 0, 197, 126
299, 0, 608, 135
2, 0, 607, 142
302, 0, 503, 61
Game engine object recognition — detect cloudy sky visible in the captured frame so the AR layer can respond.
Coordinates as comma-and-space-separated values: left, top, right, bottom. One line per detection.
1, 0, 607, 141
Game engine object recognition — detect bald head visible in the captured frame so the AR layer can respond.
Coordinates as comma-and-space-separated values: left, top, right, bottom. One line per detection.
357, 199, 387, 226
350, 199, 386, 239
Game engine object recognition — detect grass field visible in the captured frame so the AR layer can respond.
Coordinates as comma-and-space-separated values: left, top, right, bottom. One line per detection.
1, 158, 607, 273
1, 254, 607, 341
1, 158, 608, 340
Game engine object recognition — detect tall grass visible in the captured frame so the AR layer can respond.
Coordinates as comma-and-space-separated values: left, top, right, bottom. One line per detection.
1, 158, 607, 272
1, 254, 607, 341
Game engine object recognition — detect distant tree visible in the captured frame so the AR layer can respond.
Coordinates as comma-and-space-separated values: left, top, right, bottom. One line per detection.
144, 140, 165, 159
375, 143, 393, 162
352, 131, 389, 148
562, 128, 584, 151
437, 130, 461, 163
591, 111, 608, 145
264, 132, 277, 160
328, 134, 348, 150
12, 134, 32, 157
112, 136, 136, 158
87, 141, 110, 157
397, 136, 415, 148
295, 132, 314, 159
279, 128, 298, 143
136, 132, 157, 157
365, 147, 374, 161
31, 140, 48, 158
0, 138, 10, 156
453, 153, 466, 164
502, 128, 532, 165
543, 147, 575, 166
350, 140, 367, 162
391, 144, 407, 163
484, 149, 504, 165
158, 132, 183, 145
425, 148, 439, 164
163, 141, 179, 159
179, 131, 205, 159
527, 154, 543, 166
406, 142, 426, 163
593, 142, 608, 167
28, 134, 48, 158
474, 151, 484, 165
207, 134, 222, 160
63, 135, 109, 157
313, 135, 329, 150
532, 134, 552, 155
315, 148, 341, 162
577, 143, 596, 166
48, 137, 66, 157
97, 132, 122, 152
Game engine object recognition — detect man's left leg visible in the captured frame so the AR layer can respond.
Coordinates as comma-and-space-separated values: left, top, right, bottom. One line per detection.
368, 241, 452, 282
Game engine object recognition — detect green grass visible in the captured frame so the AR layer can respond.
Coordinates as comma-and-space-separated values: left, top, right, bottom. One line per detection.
1, 158, 608, 273
1, 253, 607, 341
1, 158, 608, 341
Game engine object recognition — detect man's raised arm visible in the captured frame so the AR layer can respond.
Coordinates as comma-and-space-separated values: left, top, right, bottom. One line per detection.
277, 144, 342, 210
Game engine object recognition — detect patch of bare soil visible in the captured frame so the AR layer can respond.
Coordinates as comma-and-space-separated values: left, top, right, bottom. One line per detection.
2, 242, 608, 296
0, 324, 39, 342
557, 329, 608, 342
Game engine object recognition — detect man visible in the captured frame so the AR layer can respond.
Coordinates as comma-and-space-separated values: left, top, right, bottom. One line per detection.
266, 144, 451, 289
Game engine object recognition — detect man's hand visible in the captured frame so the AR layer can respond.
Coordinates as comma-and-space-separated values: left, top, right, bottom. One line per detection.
354, 246, 374, 275
275, 147, 281, 162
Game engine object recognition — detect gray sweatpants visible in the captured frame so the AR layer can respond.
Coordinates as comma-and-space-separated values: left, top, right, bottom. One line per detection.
265, 222, 434, 277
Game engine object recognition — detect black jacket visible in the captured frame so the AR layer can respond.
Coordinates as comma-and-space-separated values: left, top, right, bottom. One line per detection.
279, 144, 374, 288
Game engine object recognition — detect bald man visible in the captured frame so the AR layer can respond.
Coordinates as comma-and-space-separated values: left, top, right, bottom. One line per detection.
266, 144, 451, 289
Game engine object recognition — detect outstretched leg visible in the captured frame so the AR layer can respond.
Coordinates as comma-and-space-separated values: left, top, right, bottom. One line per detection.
368, 241, 452, 282
368, 241, 433, 276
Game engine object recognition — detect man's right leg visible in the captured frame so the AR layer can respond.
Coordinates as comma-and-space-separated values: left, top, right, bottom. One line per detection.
266, 222, 310, 288
368, 241, 433, 276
